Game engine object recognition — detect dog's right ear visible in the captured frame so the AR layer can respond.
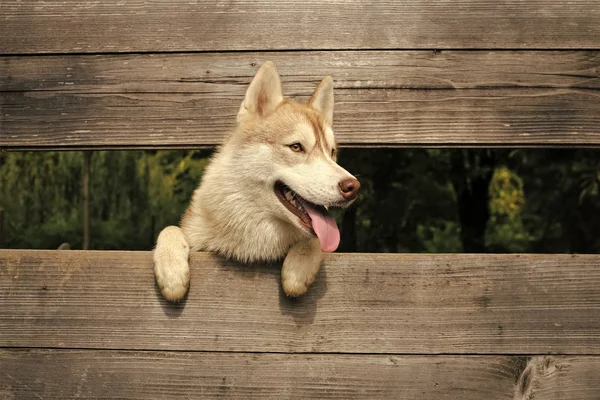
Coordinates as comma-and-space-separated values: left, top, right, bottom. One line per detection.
237, 61, 283, 123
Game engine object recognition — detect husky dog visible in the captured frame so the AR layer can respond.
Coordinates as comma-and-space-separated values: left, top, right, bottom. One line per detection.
153, 61, 360, 302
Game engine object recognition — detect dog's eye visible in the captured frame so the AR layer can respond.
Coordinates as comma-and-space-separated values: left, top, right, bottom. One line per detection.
289, 143, 304, 153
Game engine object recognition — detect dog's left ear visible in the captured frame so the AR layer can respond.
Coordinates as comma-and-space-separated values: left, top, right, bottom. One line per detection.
309, 76, 334, 126
237, 61, 283, 123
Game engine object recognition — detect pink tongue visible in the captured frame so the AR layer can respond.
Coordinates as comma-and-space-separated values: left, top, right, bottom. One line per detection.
302, 202, 340, 252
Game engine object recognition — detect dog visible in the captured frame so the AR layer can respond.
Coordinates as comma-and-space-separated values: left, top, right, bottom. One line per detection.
153, 61, 360, 302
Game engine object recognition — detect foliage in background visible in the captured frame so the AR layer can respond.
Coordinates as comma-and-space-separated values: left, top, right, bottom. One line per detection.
486, 166, 532, 252
0, 149, 598, 253
0, 150, 207, 250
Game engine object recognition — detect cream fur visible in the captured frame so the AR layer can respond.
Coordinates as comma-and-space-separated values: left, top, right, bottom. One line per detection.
153, 61, 358, 301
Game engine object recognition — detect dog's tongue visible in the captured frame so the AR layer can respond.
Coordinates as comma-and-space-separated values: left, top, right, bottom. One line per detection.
302, 202, 340, 252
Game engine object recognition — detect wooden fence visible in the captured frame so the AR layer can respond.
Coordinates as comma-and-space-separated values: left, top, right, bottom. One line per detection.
1, 1, 600, 398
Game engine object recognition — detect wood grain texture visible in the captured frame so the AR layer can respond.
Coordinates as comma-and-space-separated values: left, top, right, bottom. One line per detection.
1, 250, 600, 354
1, 1, 600, 54
3, 51, 600, 92
1, 350, 599, 400
2, 51, 600, 149
2, 89, 599, 148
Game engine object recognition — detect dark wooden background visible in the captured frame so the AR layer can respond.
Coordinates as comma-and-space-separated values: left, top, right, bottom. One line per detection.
1, 1, 600, 398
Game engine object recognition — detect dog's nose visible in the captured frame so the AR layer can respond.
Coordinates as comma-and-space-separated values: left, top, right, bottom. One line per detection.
338, 178, 361, 200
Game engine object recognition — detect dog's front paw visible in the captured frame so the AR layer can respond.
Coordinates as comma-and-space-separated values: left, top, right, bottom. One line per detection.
156, 264, 189, 302
281, 238, 322, 298
154, 249, 190, 302
154, 226, 190, 302
282, 273, 311, 297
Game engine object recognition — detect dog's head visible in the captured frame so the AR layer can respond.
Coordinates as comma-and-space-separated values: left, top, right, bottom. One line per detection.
224, 61, 360, 252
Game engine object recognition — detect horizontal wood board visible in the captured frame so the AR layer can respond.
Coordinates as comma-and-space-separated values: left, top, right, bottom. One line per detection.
2, 51, 600, 149
2, 350, 599, 399
1, 1, 600, 54
1, 250, 600, 354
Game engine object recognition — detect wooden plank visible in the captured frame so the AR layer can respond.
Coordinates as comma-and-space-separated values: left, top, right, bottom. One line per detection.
1, 250, 600, 354
3, 51, 600, 93
2, 51, 600, 149
2, 89, 599, 149
1, 1, 600, 54
2, 350, 599, 400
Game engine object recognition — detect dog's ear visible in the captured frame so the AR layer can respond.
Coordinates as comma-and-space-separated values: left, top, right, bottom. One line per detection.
237, 61, 283, 123
309, 76, 334, 126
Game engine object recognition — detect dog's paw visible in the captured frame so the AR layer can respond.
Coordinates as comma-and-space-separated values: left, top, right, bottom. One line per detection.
154, 226, 190, 302
281, 238, 322, 297
156, 266, 190, 302
282, 273, 311, 297
154, 252, 190, 302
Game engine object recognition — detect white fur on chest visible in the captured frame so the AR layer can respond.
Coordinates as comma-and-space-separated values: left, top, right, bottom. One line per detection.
181, 145, 306, 263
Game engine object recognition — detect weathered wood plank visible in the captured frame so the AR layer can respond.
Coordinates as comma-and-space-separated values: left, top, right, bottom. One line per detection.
2, 51, 599, 148
2, 350, 599, 400
2, 89, 599, 149
1, 1, 600, 54
1, 250, 599, 354
3, 51, 600, 93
